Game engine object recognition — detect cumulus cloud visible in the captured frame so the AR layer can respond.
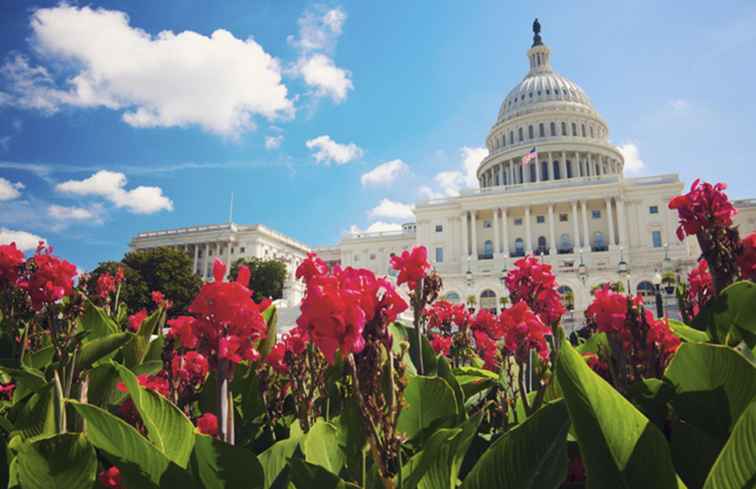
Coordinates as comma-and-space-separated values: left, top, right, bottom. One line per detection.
368, 198, 415, 221
0, 227, 45, 250
617, 143, 645, 175
0, 177, 23, 201
349, 221, 403, 235
361, 159, 409, 186
48, 204, 103, 222
265, 134, 284, 150
0, 5, 294, 136
420, 146, 487, 197
288, 6, 352, 103
418, 185, 443, 201
306, 135, 363, 165
56, 170, 173, 214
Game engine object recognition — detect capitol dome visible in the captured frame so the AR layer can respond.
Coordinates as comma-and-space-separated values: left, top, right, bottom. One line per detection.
476, 19, 624, 190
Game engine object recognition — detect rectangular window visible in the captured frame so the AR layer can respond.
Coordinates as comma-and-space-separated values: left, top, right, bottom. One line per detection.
539, 123, 545, 137
652, 230, 663, 248
561, 122, 567, 136
581, 124, 586, 137
592, 210, 602, 219
559, 213, 568, 222
536, 215, 545, 224
572, 123, 577, 136
514, 218, 523, 226
649, 206, 659, 214
518, 127, 524, 142
550, 122, 556, 136
370, 254, 376, 260
483, 220, 492, 229
590, 126, 594, 138
435, 247, 444, 263
240, 247, 245, 253
435, 224, 443, 232
528, 125, 534, 139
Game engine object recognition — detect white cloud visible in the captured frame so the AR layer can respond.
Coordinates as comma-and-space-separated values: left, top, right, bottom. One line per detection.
418, 185, 443, 201
368, 198, 415, 221
305, 135, 363, 165
288, 6, 353, 103
434, 171, 466, 197
668, 99, 690, 111
265, 134, 284, 150
0, 227, 45, 251
361, 159, 409, 186
419, 146, 487, 197
0, 5, 294, 136
349, 221, 403, 235
460, 146, 487, 187
56, 170, 173, 214
617, 143, 645, 175
48, 204, 102, 222
0, 177, 23, 201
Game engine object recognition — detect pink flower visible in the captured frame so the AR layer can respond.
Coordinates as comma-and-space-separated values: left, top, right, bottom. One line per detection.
585, 287, 629, 338
19, 243, 77, 311
430, 334, 452, 356
669, 179, 736, 241
96, 273, 116, 300
168, 316, 199, 349
687, 260, 714, 318
737, 232, 756, 281
98, 466, 122, 489
499, 301, 551, 363
390, 246, 431, 290
504, 256, 565, 324
197, 413, 218, 436
267, 341, 288, 373
0, 383, 14, 400
0, 242, 24, 284
128, 309, 148, 333
646, 315, 681, 361
172, 351, 209, 385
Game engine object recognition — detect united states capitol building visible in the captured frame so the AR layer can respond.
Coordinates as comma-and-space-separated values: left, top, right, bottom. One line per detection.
130, 21, 756, 324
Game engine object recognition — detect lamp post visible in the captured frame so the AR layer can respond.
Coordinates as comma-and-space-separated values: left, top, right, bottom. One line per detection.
617, 246, 631, 294
652, 271, 664, 318
577, 248, 588, 284
465, 255, 475, 313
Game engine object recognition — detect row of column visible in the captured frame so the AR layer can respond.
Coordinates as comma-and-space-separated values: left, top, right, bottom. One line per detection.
480, 152, 622, 188
461, 197, 627, 259
174, 241, 233, 279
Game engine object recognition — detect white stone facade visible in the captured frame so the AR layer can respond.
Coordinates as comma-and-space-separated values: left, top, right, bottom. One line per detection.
129, 223, 310, 305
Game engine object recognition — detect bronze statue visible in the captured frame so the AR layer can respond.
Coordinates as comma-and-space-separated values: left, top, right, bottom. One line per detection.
532, 18, 543, 47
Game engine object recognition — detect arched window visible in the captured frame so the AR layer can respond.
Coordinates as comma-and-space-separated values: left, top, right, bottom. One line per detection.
590, 126, 594, 138
581, 124, 586, 137
444, 291, 461, 304
572, 122, 577, 136
636, 281, 656, 308
561, 122, 567, 136
593, 231, 606, 251
509, 131, 514, 144
558, 285, 574, 310
550, 122, 556, 136
483, 240, 494, 258
480, 289, 498, 313
537, 236, 548, 255
566, 160, 573, 178
539, 123, 545, 137
559, 233, 573, 253
514, 238, 525, 257
553, 160, 561, 179
528, 125, 534, 139
518, 127, 524, 142
541, 160, 549, 180
530, 163, 537, 182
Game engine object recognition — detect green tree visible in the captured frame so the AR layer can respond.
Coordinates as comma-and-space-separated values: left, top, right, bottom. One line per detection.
228, 257, 288, 302
83, 261, 150, 311
122, 247, 202, 316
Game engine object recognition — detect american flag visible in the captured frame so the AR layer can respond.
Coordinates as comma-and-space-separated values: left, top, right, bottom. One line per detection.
521, 147, 538, 165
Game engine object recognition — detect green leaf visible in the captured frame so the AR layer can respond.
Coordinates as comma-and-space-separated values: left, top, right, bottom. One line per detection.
22, 346, 54, 371
413, 414, 481, 489
258, 427, 304, 489
69, 401, 186, 486
693, 280, 756, 344
113, 362, 195, 468
0, 367, 46, 403
288, 459, 359, 489
8, 384, 56, 441
189, 433, 264, 489
16, 433, 96, 489
407, 327, 438, 375
437, 356, 465, 417
668, 319, 711, 343
574, 331, 609, 355
556, 340, 686, 489
388, 322, 416, 375
259, 305, 278, 357
670, 418, 725, 489
664, 343, 756, 441
301, 419, 346, 474
399, 427, 462, 489
143, 335, 165, 364
79, 300, 119, 339
123, 308, 164, 368
76, 332, 133, 372
703, 399, 756, 489
453, 367, 499, 400
461, 401, 569, 489
397, 376, 458, 442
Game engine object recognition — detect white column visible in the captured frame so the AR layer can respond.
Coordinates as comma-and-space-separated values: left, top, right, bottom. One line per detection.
224, 241, 232, 279
461, 212, 469, 259
501, 208, 510, 257
493, 208, 501, 256
471, 210, 478, 261
605, 198, 616, 248
534, 159, 540, 182
548, 204, 557, 255
561, 151, 568, 179
664, 197, 676, 244
581, 200, 591, 251
571, 201, 581, 249
204, 243, 210, 278
617, 198, 627, 248
525, 207, 533, 253
193, 244, 199, 274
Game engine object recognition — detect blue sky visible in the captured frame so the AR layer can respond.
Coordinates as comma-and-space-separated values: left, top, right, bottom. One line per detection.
1, 0, 755, 271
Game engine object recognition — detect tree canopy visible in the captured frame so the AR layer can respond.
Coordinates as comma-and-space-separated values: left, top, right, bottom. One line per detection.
228, 257, 288, 302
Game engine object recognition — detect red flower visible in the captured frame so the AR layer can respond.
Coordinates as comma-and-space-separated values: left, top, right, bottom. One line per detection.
98, 466, 122, 489
0, 242, 24, 284
197, 413, 218, 436
390, 246, 431, 290
168, 316, 199, 349
499, 301, 551, 363
0, 382, 14, 400
585, 287, 628, 338
646, 315, 680, 360
430, 334, 452, 356
687, 260, 714, 318
128, 309, 148, 333
117, 373, 170, 397
669, 179, 736, 241
96, 273, 116, 300
267, 341, 288, 373
19, 243, 77, 311
172, 351, 209, 385
296, 255, 408, 364
473, 329, 499, 370
115, 266, 125, 285
471, 309, 501, 338
737, 232, 756, 281
186, 259, 268, 367
424, 300, 454, 329
151, 290, 173, 310
504, 256, 565, 324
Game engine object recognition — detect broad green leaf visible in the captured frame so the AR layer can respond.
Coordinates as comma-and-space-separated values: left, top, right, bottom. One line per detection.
114, 362, 195, 468
668, 319, 711, 343
8, 384, 56, 441
397, 376, 458, 442
124, 308, 164, 368
22, 346, 54, 371
76, 332, 133, 372
16, 433, 96, 489
259, 305, 278, 357
453, 366, 499, 399
258, 426, 304, 489
407, 327, 438, 375
437, 355, 465, 417
703, 399, 756, 489
143, 335, 165, 364
189, 433, 264, 489
574, 331, 609, 355
665, 343, 756, 441
670, 419, 725, 489
0, 367, 46, 403
556, 340, 686, 489
288, 459, 359, 489
693, 280, 756, 343
399, 427, 462, 489
79, 300, 119, 339
626, 378, 675, 430
388, 322, 417, 375
415, 414, 481, 489
301, 419, 345, 474
460, 401, 569, 489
